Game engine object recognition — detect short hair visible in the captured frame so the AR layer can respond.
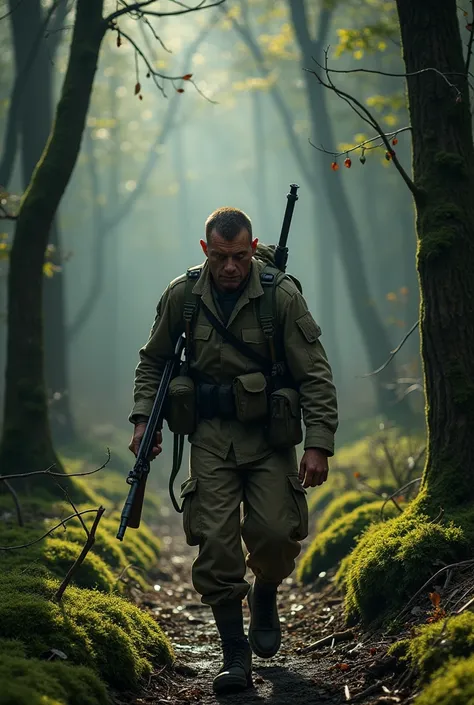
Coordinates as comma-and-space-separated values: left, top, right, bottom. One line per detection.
205, 207, 252, 243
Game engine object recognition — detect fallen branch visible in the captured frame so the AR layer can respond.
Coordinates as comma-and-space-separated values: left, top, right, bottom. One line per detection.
0, 447, 110, 482
55, 506, 106, 601
301, 629, 354, 654
349, 680, 387, 702
0, 509, 100, 550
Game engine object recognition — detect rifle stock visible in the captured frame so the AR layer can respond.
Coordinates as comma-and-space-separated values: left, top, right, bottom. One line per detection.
117, 335, 186, 541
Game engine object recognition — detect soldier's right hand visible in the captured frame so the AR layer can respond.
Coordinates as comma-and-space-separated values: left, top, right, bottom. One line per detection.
129, 422, 163, 460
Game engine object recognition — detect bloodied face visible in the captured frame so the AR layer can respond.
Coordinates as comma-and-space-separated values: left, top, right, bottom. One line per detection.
201, 228, 258, 292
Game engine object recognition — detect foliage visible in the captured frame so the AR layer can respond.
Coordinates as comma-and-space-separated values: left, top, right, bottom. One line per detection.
390, 613, 474, 683
0, 574, 174, 690
298, 500, 399, 583
413, 655, 474, 705
317, 489, 387, 532
339, 499, 474, 624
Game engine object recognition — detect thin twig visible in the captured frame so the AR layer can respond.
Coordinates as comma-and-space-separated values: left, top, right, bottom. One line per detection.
0, 509, 100, 550
1, 479, 24, 526
0, 448, 110, 482
301, 629, 354, 654
309, 127, 412, 159
457, 595, 474, 614
55, 506, 106, 601
0, 0, 26, 21
357, 478, 403, 514
380, 478, 422, 519
428, 507, 445, 525
106, 0, 225, 22
56, 482, 89, 537
360, 321, 419, 378
465, 0, 474, 74
395, 559, 474, 622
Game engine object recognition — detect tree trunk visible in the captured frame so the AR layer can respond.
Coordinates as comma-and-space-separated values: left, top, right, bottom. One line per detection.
396, 0, 474, 504
288, 0, 412, 423
10, 0, 76, 444
0, 0, 106, 481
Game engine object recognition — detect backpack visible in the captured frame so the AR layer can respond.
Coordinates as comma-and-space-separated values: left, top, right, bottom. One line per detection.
182, 243, 302, 375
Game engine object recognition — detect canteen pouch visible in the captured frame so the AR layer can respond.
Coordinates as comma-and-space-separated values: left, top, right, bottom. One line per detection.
166, 375, 196, 435
267, 387, 303, 449
233, 371, 268, 423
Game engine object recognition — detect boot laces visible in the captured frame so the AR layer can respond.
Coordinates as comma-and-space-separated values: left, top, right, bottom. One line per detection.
222, 638, 248, 670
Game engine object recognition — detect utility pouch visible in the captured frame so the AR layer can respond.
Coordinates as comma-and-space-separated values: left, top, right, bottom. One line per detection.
267, 387, 303, 449
166, 375, 196, 435
233, 372, 268, 424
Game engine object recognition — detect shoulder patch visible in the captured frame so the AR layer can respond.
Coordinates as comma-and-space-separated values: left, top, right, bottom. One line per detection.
296, 311, 321, 343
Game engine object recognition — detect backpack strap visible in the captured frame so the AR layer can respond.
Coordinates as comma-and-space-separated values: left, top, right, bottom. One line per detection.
258, 265, 286, 377
183, 266, 202, 362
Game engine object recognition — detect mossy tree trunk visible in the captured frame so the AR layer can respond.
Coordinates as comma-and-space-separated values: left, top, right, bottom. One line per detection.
288, 0, 413, 425
0, 0, 106, 483
396, 0, 474, 505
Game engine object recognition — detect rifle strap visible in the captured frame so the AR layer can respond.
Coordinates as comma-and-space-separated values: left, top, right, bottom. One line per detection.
169, 433, 185, 513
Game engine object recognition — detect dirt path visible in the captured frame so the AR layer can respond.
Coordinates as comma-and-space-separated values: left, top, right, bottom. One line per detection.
128, 517, 403, 705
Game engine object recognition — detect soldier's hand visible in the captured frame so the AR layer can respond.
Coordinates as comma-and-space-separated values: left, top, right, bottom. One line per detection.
129, 422, 163, 460
299, 448, 329, 488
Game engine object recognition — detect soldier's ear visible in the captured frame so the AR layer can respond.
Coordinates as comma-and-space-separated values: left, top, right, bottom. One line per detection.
200, 239, 208, 256
251, 238, 258, 252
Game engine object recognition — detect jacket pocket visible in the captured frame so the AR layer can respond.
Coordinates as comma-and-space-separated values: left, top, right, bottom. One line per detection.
288, 475, 308, 541
267, 387, 303, 449
180, 477, 200, 546
233, 371, 268, 423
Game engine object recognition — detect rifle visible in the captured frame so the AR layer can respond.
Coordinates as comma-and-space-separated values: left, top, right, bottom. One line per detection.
116, 335, 185, 541
274, 183, 299, 273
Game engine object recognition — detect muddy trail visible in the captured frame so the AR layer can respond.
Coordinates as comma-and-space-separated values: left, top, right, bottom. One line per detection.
121, 516, 409, 705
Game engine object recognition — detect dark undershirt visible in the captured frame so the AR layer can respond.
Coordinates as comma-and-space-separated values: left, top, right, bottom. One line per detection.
212, 276, 249, 325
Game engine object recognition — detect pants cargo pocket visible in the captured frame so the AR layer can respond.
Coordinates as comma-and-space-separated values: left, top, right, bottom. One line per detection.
180, 477, 200, 546
288, 475, 309, 541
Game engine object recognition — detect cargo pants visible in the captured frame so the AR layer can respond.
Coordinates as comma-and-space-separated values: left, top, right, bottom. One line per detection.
180, 444, 309, 606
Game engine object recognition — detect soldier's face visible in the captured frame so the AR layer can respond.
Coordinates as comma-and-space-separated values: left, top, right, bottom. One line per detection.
201, 228, 258, 292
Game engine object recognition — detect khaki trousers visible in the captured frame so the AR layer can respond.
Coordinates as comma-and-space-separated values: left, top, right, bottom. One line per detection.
180, 444, 309, 606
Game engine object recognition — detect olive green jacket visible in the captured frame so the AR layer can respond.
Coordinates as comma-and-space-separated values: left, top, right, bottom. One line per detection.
130, 259, 338, 464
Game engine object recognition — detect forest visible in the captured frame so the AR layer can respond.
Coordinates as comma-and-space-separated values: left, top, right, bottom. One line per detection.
0, 0, 473, 703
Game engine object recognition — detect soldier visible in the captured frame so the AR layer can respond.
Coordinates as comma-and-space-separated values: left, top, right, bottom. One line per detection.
129, 207, 338, 694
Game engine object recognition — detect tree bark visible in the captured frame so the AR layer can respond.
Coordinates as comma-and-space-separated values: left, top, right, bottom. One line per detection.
396, 0, 474, 504
9, 0, 76, 443
288, 0, 412, 423
0, 0, 106, 481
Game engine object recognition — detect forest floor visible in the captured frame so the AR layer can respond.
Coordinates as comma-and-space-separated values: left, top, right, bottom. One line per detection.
119, 514, 414, 705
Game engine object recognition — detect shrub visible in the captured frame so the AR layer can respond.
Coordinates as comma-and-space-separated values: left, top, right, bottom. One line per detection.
0, 574, 174, 690
298, 500, 399, 583
317, 490, 384, 532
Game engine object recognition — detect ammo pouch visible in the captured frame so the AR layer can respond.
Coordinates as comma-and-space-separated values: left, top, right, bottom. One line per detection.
233, 372, 268, 424
166, 375, 197, 435
267, 387, 303, 449
196, 382, 234, 420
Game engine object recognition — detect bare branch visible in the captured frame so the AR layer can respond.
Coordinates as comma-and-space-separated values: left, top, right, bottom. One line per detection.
106, 0, 225, 23
380, 478, 422, 519
0, 509, 100, 550
356, 478, 404, 514
466, 0, 474, 74
1, 479, 24, 526
0, 448, 110, 482
0, 0, 26, 21
55, 506, 106, 601
309, 126, 412, 160
306, 52, 421, 198
360, 320, 420, 378
56, 482, 89, 537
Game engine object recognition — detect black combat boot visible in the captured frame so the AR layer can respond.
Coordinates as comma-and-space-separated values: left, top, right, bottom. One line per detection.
212, 601, 252, 694
247, 580, 281, 658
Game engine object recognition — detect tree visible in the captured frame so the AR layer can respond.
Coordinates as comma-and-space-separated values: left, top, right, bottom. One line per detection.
323, 0, 474, 623
0, 0, 224, 483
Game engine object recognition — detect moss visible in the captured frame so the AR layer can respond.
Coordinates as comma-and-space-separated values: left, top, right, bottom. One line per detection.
298, 500, 399, 584
102, 515, 160, 572
307, 476, 346, 517
0, 653, 109, 705
340, 499, 474, 625
413, 655, 474, 705
0, 574, 174, 690
0, 530, 116, 593
389, 613, 474, 682
317, 490, 389, 532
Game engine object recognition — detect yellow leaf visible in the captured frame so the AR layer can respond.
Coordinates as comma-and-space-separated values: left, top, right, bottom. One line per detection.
386, 292, 397, 302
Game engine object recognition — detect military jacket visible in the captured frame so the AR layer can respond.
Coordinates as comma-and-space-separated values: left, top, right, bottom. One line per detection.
130, 259, 338, 464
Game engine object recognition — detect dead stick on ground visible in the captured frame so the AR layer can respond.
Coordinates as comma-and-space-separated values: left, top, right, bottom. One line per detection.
55, 506, 105, 601
301, 629, 354, 654
1, 478, 24, 526
349, 680, 387, 702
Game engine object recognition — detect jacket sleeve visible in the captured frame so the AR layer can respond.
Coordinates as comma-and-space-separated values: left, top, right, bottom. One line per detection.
129, 282, 185, 423
280, 289, 338, 455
